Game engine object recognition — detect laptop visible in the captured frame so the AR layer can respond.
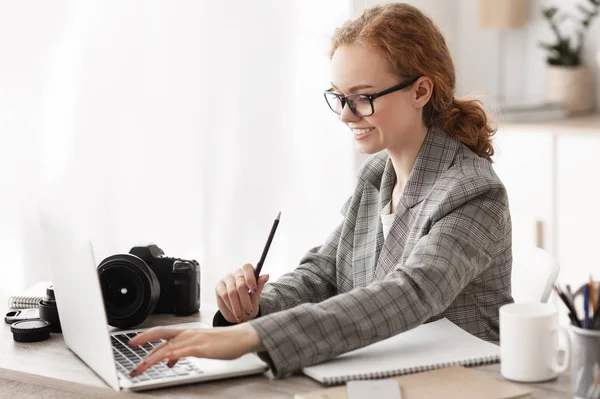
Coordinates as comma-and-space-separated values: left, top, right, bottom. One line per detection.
38, 209, 268, 391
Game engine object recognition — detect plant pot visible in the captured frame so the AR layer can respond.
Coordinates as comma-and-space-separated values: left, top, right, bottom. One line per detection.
545, 65, 593, 115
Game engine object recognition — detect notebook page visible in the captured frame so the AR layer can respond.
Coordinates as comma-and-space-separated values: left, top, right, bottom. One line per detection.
302, 318, 500, 384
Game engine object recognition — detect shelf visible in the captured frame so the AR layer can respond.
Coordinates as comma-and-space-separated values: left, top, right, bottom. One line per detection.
498, 113, 600, 134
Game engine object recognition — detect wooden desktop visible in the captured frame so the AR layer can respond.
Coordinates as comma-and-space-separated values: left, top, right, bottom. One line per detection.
0, 299, 571, 398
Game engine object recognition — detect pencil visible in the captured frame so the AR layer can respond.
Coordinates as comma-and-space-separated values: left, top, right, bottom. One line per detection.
597, 282, 600, 326
554, 285, 582, 328
254, 212, 281, 280
584, 284, 590, 329
566, 284, 573, 298
590, 275, 597, 314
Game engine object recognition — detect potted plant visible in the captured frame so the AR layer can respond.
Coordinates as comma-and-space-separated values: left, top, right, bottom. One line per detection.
539, 0, 599, 114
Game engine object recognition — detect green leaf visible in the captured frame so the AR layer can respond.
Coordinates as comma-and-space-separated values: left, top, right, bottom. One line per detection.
578, 4, 593, 17
539, 42, 556, 51
542, 6, 558, 19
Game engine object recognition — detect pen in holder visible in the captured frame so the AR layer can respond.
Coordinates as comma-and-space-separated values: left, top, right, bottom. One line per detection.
571, 325, 600, 399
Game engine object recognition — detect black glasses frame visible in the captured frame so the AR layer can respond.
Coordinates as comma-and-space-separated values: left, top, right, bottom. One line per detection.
324, 75, 422, 117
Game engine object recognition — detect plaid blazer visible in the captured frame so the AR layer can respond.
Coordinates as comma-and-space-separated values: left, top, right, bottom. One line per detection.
223, 126, 512, 377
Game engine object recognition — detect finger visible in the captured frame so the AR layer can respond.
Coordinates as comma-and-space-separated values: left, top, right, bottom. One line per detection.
215, 280, 233, 314
165, 346, 202, 362
167, 358, 178, 368
256, 274, 270, 294
146, 336, 181, 357
132, 336, 198, 376
224, 274, 243, 322
128, 327, 180, 347
131, 340, 178, 376
130, 341, 172, 376
235, 275, 253, 316
216, 294, 237, 323
252, 274, 270, 307
164, 335, 240, 361
242, 263, 258, 293
131, 332, 194, 376
216, 281, 237, 322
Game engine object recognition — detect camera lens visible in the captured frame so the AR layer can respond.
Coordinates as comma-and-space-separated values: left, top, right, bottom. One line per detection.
39, 285, 61, 333
97, 254, 160, 328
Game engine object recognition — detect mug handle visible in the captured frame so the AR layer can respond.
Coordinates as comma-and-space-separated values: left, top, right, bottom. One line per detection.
550, 326, 571, 374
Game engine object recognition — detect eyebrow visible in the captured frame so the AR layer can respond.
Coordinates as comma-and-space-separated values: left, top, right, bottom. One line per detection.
330, 83, 374, 93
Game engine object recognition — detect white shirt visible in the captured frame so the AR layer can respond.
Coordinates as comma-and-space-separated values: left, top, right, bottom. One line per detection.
380, 201, 396, 240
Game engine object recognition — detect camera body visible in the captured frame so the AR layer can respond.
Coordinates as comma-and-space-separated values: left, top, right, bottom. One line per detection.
129, 244, 200, 315
97, 244, 200, 328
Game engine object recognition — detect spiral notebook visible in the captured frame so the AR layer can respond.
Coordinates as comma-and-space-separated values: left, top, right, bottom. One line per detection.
6, 281, 51, 309
301, 318, 500, 386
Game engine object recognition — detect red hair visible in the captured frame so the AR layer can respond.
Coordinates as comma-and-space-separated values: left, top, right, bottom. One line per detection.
330, 3, 495, 160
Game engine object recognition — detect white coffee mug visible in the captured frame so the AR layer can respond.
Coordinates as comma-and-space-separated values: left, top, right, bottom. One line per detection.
500, 303, 571, 382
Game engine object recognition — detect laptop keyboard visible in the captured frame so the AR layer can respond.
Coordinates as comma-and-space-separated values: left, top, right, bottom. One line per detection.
111, 332, 204, 384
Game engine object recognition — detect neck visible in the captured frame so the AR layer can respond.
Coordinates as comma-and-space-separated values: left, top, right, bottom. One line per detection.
387, 123, 428, 191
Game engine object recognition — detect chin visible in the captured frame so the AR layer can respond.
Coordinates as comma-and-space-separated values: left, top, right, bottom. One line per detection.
355, 142, 384, 155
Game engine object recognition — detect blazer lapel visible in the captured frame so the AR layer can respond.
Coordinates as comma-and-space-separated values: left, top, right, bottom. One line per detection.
374, 126, 460, 279
351, 154, 394, 288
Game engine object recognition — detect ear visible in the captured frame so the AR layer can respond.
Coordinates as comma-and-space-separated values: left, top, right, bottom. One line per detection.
412, 76, 433, 109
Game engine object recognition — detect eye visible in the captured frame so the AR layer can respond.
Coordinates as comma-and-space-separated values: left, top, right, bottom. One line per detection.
348, 95, 370, 105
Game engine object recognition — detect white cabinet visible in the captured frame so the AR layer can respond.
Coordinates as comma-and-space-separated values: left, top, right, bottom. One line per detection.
493, 128, 554, 255
495, 115, 600, 286
556, 133, 600, 286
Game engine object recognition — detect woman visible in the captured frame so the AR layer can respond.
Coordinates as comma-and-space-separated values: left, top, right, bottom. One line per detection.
129, 3, 513, 379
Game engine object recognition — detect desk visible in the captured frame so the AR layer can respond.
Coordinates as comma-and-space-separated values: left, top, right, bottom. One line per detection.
0, 300, 572, 398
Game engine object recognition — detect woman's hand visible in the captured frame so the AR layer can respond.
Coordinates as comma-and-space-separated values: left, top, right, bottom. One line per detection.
216, 264, 269, 323
127, 323, 264, 377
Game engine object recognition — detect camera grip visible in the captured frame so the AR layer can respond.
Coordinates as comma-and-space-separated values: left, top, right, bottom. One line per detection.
172, 261, 201, 316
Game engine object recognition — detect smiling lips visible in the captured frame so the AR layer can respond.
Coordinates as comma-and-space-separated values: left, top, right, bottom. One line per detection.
351, 127, 375, 139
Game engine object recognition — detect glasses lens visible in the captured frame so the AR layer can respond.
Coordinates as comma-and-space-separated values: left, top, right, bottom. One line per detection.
347, 95, 373, 117
325, 92, 342, 114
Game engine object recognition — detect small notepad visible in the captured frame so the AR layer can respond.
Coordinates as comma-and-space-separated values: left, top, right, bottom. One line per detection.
301, 318, 500, 386
295, 366, 531, 399
347, 380, 402, 399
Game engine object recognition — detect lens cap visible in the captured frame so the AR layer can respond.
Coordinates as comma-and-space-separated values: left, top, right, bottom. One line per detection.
10, 320, 52, 342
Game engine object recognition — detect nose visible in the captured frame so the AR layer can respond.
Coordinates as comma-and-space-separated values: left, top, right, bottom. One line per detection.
339, 102, 361, 124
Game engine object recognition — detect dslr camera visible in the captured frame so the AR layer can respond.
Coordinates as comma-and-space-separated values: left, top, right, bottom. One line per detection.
97, 244, 200, 328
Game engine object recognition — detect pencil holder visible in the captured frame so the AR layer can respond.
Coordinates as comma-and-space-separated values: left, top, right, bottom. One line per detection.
571, 326, 600, 399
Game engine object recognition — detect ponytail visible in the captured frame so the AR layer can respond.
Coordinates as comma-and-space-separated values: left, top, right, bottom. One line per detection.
428, 97, 496, 161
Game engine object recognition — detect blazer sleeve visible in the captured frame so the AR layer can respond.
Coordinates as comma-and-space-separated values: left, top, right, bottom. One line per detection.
248, 182, 508, 377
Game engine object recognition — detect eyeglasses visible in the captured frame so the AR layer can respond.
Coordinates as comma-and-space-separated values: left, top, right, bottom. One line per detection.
324, 76, 421, 117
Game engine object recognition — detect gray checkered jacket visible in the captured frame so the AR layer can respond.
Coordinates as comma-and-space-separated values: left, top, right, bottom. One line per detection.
245, 126, 513, 377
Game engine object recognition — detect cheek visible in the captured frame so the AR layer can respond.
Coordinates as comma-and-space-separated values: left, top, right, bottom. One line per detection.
368, 104, 405, 132
372, 98, 414, 128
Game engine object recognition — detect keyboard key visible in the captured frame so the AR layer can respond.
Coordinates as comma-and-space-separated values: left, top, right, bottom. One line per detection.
173, 368, 189, 376
160, 369, 177, 377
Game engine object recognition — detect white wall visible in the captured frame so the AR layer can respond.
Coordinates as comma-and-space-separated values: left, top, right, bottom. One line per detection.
0, 0, 356, 302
